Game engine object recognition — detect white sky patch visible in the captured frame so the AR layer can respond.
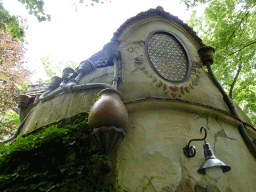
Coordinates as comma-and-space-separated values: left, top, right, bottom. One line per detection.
2, 0, 199, 82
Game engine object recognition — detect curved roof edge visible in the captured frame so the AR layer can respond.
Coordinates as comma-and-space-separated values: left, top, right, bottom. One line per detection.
86, 7, 205, 68
111, 7, 205, 47
87, 50, 111, 68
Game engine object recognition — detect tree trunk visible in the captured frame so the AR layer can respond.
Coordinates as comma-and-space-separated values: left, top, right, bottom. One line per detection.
229, 64, 242, 99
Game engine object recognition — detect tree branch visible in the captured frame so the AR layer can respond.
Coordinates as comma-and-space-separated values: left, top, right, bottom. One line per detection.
227, 40, 256, 57
227, 8, 251, 43
226, 2, 256, 49
229, 64, 242, 99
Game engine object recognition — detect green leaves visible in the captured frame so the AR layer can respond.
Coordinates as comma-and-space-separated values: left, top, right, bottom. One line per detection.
0, 20, 31, 139
180, 0, 209, 9
73, 0, 108, 9
15, 82, 28, 94
0, 110, 19, 140
39, 56, 78, 83
0, 0, 47, 41
0, 3, 25, 41
0, 0, 51, 41
185, 0, 256, 126
0, 114, 88, 164
17, 0, 50, 22
2, 0, 108, 40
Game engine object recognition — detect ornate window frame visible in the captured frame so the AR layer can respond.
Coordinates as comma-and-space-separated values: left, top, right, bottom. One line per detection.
145, 30, 192, 84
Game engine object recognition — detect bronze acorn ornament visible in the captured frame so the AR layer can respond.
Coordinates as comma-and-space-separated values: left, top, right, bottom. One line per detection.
91, 126, 126, 157
91, 126, 125, 175
88, 88, 129, 129
89, 88, 128, 174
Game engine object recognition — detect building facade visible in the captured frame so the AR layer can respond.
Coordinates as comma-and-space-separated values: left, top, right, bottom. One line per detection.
15, 7, 256, 192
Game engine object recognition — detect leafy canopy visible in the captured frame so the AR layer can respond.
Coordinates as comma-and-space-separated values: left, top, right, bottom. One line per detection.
1, 0, 107, 41
0, 110, 19, 140
0, 3, 25, 41
0, 0, 50, 42
0, 22, 31, 139
38, 55, 78, 83
0, 23, 31, 114
182, 0, 256, 126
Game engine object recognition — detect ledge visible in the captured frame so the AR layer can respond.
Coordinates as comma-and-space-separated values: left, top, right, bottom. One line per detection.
124, 97, 255, 130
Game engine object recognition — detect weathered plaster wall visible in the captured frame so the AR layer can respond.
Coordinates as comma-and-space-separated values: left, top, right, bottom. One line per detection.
18, 10, 256, 192
20, 16, 253, 134
20, 67, 114, 133
115, 105, 256, 192
116, 15, 252, 126
117, 16, 249, 123
113, 15, 256, 191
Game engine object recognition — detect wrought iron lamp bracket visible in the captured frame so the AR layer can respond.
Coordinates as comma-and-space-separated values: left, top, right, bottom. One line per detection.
183, 127, 207, 158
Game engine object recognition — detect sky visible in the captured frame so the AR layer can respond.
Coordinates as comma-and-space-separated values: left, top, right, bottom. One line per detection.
2, 0, 199, 82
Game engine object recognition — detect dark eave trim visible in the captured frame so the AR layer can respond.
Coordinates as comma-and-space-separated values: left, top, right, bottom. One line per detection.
111, 8, 205, 47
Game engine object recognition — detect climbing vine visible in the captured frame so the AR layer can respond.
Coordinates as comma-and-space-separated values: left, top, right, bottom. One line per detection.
0, 112, 116, 192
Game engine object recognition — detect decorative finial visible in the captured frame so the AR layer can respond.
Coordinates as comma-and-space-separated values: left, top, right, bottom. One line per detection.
198, 46, 215, 65
156, 6, 164, 11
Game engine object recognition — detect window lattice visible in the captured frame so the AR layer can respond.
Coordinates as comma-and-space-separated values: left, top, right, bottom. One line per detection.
147, 33, 188, 82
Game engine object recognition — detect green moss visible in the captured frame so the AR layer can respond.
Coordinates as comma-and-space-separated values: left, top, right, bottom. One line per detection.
0, 120, 79, 166
0, 112, 118, 192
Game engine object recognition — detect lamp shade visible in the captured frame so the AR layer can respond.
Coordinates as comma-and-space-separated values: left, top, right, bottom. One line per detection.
197, 143, 231, 179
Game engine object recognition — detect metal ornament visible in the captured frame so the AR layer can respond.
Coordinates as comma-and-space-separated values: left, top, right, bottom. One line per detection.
183, 127, 207, 158
183, 126, 231, 178
198, 46, 215, 65
49, 76, 62, 90
197, 143, 231, 176
88, 88, 129, 128
91, 126, 126, 157
91, 126, 125, 175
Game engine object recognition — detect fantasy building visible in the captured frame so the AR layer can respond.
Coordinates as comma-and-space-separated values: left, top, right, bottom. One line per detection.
2, 6, 256, 192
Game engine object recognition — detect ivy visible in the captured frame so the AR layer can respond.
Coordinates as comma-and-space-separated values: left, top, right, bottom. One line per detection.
0, 113, 118, 191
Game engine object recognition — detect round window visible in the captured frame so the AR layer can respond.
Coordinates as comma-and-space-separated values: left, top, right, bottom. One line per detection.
146, 31, 192, 83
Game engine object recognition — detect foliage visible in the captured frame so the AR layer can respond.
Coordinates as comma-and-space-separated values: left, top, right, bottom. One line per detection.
0, 22, 31, 138
39, 55, 78, 83
15, 81, 28, 94
0, 110, 19, 140
182, 0, 256, 126
0, 23, 31, 114
0, 114, 87, 166
74, 0, 107, 7
1, 0, 107, 41
181, 0, 209, 9
0, 0, 50, 42
0, 3, 25, 42
0, 113, 116, 191
17, 0, 50, 22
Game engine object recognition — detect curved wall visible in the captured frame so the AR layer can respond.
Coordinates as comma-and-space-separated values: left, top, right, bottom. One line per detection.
18, 10, 256, 192
114, 15, 256, 191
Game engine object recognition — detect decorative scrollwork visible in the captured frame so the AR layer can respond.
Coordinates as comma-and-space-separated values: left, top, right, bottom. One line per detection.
183, 127, 207, 158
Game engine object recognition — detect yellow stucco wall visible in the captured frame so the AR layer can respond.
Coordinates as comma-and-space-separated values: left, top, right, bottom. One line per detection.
19, 10, 256, 192
113, 15, 256, 192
